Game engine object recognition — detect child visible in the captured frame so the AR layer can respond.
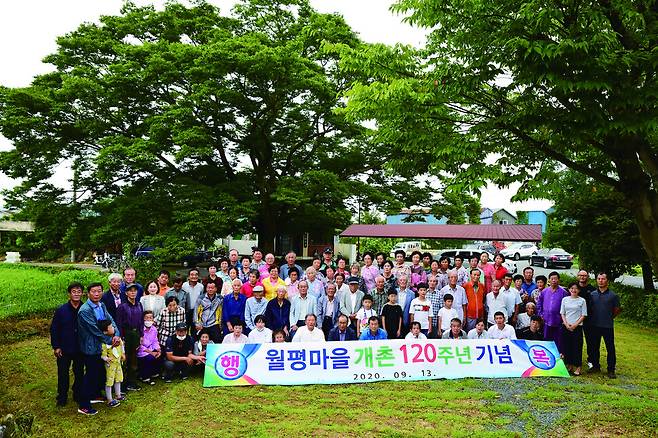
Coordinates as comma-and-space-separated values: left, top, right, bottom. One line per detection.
248, 315, 273, 343
380, 290, 403, 339
99, 320, 125, 407
137, 310, 161, 385
438, 293, 459, 334
409, 283, 433, 335
355, 295, 377, 337
272, 329, 287, 343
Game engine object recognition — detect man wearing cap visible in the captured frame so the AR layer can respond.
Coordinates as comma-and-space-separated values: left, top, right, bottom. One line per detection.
116, 283, 144, 391
164, 323, 194, 382
244, 285, 268, 334
340, 276, 365, 329
291, 314, 326, 342
319, 247, 336, 275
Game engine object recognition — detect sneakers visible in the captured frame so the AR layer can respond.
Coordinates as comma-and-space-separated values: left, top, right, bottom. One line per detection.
142, 378, 156, 386
587, 362, 594, 369
77, 408, 98, 416
164, 375, 173, 383
125, 384, 141, 391
108, 400, 120, 408
116, 395, 126, 401
607, 371, 617, 379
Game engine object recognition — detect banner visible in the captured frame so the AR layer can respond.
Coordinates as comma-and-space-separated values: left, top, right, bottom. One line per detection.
203, 339, 569, 387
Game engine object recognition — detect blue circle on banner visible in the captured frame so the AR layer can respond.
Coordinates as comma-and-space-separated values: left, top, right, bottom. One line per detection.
527, 344, 556, 370
214, 350, 248, 380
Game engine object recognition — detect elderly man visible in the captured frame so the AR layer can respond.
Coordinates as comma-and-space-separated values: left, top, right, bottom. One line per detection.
292, 314, 326, 342
328, 314, 358, 341
77, 282, 121, 415
439, 271, 468, 324
317, 283, 341, 339
576, 270, 596, 368
397, 276, 414, 336
441, 318, 467, 339
537, 271, 569, 354
485, 280, 507, 327
340, 276, 364, 329
245, 285, 269, 334
464, 269, 486, 331
119, 267, 143, 300
290, 281, 317, 334
500, 273, 521, 326
589, 272, 621, 378
370, 276, 388, 314
359, 316, 388, 340
51, 282, 84, 407
280, 251, 304, 280
183, 268, 205, 329
265, 286, 291, 335
228, 248, 240, 269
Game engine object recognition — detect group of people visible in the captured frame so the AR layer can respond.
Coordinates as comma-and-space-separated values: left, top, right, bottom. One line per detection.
50, 247, 621, 416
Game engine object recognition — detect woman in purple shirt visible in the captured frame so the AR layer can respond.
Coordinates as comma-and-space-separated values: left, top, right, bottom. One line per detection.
137, 311, 161, 384
360, 252, 380, 291
536, 271, 569, 354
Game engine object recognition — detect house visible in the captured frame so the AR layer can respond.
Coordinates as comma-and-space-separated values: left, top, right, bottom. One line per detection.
386, 208, 449, 225
518, 207, 554, 233
481, 208, 517, 225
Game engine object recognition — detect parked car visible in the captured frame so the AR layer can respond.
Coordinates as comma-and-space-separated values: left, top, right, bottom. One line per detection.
500, 243, 539, 261
181, 249, 212, 268
530, 248, 574, 269
134, 245, 155, 257
440, 249, 517, 274
389, 241, 422, 259
463, 243, 496, 259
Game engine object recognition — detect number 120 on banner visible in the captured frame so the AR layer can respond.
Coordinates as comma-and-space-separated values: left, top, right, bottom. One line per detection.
202, 339, 569, 387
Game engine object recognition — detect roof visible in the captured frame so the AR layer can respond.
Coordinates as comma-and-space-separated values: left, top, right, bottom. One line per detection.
340, 224, 542, 241
493, 208, 517, 220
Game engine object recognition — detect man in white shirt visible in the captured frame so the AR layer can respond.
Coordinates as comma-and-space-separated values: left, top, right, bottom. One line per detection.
500, 273, 521, 326
487, 312, 517, 340
485, 280, 508, 327
439, 272, 468, 323
183, 268, 205, 328
292, 314, 326, 342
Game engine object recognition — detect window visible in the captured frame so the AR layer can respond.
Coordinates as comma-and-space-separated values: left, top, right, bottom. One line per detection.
499, 219, 508, 224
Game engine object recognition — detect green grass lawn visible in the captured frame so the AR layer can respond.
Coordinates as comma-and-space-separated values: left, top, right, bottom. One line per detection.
1, 265, 657, 437
0, 320, 656, 437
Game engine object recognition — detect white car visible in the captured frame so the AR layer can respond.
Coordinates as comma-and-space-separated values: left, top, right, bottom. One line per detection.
500, 243, 538, 261
390, 241, 422, 259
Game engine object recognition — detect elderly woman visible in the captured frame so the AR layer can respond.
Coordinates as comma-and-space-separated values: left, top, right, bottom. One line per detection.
305, 267, 325, 299
515, 302, 537, 332
285, 267, 300, 301
360, 252, 379, 291
259, 253, 276, 279
157, 296, 186, 345
100, 272, 125, 321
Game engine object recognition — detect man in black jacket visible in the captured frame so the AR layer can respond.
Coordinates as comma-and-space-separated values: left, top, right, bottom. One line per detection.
328, 315, 357, 341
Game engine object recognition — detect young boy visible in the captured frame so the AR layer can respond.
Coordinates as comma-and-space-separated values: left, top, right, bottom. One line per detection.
380, 290, 403, 339
409, 283, 433, 336
405, 321, 427, 340
355, 294, 377, 337
99, 320, 125, 407
438, 293, 459, 335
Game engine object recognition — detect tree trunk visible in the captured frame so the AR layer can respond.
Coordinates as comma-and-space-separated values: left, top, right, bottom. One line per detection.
641, 261, 656, 293
255, 190, 277, 254
631, 189, 658, 293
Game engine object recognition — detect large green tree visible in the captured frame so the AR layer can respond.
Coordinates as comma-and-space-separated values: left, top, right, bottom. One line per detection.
336, 0, 658, 274
0, 0, 424, 257
544, 171, 654, 288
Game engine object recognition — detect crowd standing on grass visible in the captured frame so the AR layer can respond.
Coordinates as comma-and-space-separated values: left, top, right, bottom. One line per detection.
50, 248, 622, 415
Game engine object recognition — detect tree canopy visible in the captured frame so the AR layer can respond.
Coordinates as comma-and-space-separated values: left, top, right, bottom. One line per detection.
0, 0, 429, 258
336, 0, 658, 275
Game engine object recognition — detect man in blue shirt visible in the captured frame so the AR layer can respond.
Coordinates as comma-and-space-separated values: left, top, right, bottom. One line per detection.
50, 282, 85, 407
77, 282, 121, 415
359, 316, 388, 340
279, 251, 304, 280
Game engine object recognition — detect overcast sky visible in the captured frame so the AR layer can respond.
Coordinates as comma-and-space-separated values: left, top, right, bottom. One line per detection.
0, 0, 551, 213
